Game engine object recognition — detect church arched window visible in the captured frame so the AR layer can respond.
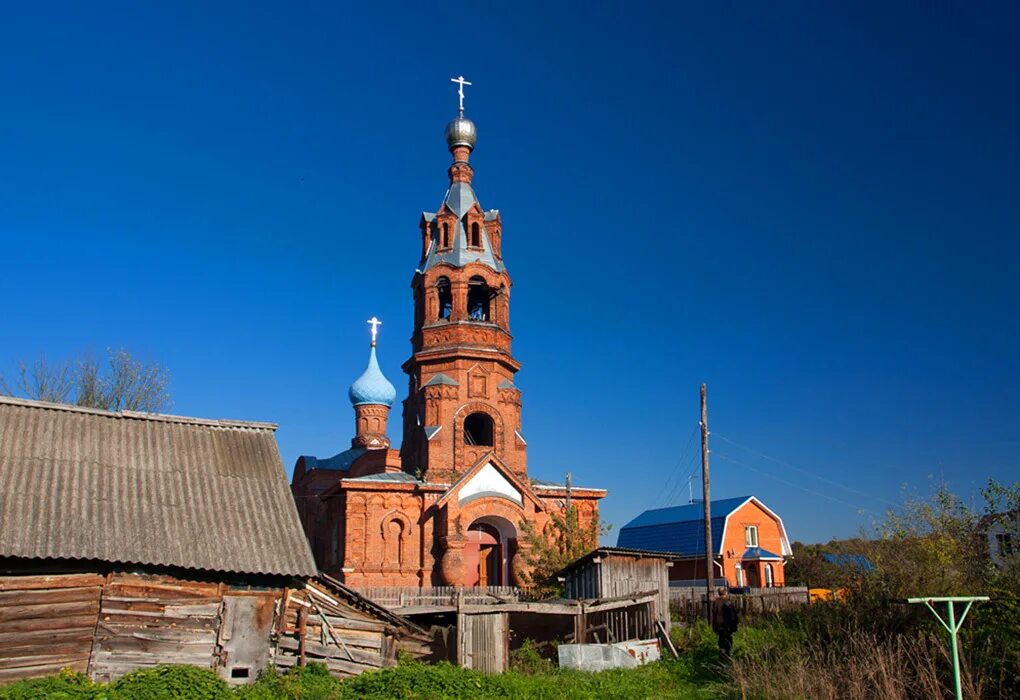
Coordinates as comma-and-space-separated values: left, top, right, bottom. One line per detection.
436, 277, 452, 320
463, 412, 494, 447
441, 222, 451, 249
386, 519, 404, 568
467, 276, 490, 322
470, 222, 481, 248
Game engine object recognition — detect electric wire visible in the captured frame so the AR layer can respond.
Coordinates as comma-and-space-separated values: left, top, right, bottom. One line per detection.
658, 424, 700, 507
713, 451, 878, 514
713, 431, 898, 507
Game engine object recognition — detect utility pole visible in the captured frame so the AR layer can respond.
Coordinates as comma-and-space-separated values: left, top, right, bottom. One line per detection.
565, 471, 573, 554
700, 384, 714, 619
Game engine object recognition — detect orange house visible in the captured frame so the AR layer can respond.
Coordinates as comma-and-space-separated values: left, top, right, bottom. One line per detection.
617, 496, 792, 588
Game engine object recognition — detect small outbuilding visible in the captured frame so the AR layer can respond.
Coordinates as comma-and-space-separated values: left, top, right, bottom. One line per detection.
0, 396, 429, 684
558, 546, 676, 632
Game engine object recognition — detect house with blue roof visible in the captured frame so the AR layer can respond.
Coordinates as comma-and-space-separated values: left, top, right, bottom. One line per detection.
617, 496, 792, 588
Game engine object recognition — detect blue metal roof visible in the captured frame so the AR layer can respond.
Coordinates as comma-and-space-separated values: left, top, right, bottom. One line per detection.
821, 553, 875, 572
302, 448, 366, 472
617, 497, 753, 556
742, 547, 783, 561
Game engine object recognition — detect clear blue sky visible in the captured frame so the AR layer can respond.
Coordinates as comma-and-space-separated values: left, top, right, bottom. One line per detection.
2, 3, 1018, 544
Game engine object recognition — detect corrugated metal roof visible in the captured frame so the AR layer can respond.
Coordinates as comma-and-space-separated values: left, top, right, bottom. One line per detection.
616, 497, 753, 556
0, 396, 317, 577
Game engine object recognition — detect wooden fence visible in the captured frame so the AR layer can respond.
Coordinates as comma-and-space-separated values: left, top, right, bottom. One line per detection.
351, 586, 521, 612
669, 586, 809, 624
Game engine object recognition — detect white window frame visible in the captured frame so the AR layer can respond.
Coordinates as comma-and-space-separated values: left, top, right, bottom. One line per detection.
735, 563, 744, 587
745, 525, 759, 547
765, 563, 774, 588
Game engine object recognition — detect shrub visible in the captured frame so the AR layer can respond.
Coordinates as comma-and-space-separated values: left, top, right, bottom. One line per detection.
234, 663, 344, 700
106, 665, 232, 700
0, 668, 98, 700
508, 639, 555, 675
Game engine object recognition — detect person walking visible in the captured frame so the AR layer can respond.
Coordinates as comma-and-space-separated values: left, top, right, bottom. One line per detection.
710, 587, 739, 661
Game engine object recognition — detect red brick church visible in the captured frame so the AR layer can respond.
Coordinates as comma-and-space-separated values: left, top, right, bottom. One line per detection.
292, 89, 606, 588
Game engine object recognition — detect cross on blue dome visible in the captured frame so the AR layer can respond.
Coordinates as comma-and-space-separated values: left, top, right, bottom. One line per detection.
348, 319, 397, 407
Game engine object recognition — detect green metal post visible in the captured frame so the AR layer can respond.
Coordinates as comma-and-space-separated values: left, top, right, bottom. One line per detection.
947, 601, 962, 700
908, 596, 987, 700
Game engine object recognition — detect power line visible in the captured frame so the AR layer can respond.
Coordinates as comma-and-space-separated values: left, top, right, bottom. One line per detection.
714, 451, 878, 514
658, 423, 699, 507
713, 431, 898, 507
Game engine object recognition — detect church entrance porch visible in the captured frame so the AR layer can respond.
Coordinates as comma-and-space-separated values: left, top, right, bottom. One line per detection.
463, 516, 516, 587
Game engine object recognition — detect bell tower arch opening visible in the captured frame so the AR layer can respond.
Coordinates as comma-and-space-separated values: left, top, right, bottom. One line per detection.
463, 412, 494, 446
436, 276, 452, 321
467, 276, 491, 322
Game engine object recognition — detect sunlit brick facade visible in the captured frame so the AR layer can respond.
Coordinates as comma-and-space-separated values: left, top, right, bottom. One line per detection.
292, 105, 606, 587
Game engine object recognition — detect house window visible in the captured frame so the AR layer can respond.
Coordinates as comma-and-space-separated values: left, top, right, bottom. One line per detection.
997, 533, 1014, 557
745, 525, 759, 547
735, 563, 744, 587
765, 563, 774, 588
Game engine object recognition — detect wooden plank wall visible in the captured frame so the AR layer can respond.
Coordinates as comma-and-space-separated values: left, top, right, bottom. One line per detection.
90, 574, 223, 681
0, 573, 432, 685
597, 557, 671, 629
274, 582, 431, 677
0, 574, 103, 682
458, 612, 507, 673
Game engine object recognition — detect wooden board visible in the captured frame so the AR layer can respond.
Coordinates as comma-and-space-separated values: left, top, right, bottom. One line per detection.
0, 577, 101, 681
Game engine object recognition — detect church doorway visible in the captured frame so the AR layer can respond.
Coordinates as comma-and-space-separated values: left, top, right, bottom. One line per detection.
464, 516, 517, 587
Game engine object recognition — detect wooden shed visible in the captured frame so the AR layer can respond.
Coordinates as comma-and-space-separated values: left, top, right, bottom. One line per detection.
0, 396, 430, 683
558, 547, 676, 631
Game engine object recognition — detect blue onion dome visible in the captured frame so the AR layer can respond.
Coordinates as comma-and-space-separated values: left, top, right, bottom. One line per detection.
348, 346, 397, 407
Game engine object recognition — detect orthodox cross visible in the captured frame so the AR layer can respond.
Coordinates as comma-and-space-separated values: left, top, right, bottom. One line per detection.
451, 75, 472, 112
367, 316, 382, 346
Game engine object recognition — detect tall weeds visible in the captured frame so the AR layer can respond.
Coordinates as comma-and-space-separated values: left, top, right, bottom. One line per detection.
728, 626, 983, 699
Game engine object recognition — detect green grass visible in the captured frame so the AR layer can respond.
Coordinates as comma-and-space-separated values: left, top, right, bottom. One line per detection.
0, 656, 727, 700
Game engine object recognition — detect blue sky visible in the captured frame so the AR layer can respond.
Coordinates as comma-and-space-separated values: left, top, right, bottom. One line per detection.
1, 2, 1018, 543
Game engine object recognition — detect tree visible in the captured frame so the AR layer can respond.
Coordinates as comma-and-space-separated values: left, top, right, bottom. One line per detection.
1, 349, 172, 413
517, 505, 609, 596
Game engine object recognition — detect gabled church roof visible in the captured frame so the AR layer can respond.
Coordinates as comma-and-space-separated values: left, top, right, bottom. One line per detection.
421, 182, 506, 273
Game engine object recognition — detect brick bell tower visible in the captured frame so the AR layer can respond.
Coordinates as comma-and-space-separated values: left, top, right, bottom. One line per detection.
401, 99, 526, 484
